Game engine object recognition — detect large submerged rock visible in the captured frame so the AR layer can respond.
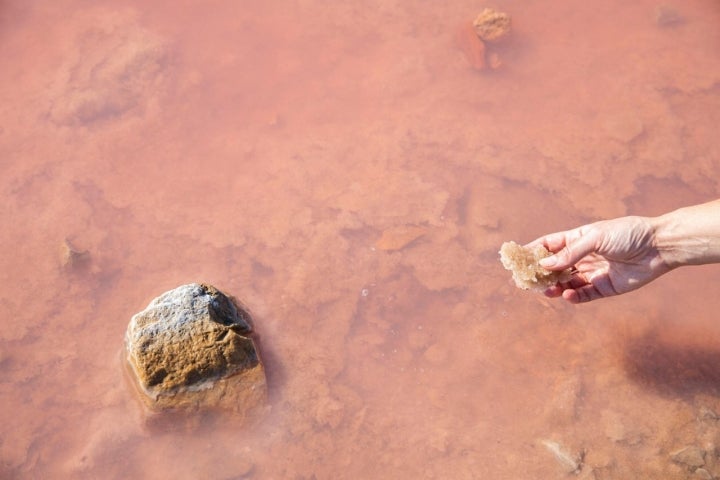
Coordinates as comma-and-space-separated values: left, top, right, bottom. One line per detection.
125, 283, 267, 416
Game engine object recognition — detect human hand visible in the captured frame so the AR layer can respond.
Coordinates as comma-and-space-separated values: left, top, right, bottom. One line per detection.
528, 216, 671, 303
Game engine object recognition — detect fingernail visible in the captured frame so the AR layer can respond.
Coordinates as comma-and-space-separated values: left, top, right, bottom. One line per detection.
540, 256, 556, 268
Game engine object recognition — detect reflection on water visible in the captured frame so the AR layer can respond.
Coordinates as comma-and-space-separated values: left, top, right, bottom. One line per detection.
2, 0, 720, 478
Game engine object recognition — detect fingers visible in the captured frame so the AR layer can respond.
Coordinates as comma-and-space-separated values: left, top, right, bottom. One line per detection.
527, 231, 569, 252
545, 270, 615, 304
546, 285, 599, 303
543, 270, 586, 297
540, 227, 600, 271
528, 227, 596, 270
543, 285, 564, 298
545, 284, 592, 303
558, 275, 618, 303
562, 285, 604, 304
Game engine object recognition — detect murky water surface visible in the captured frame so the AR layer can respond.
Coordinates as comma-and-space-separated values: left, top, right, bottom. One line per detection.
3, 1, 720, 478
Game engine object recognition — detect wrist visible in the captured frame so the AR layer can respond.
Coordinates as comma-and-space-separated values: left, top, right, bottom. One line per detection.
651, 202, 720, 269
650, 212, 684, 270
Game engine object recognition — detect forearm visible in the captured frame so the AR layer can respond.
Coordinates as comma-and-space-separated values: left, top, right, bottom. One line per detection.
651, 199, 720, 269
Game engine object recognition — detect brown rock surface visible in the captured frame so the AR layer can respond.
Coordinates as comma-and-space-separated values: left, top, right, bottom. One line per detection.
670, 446, 706, 468
473, 8, 511, 43
125, 283, 267, 414
59, 238, 90, 270
375, 224, 426, 251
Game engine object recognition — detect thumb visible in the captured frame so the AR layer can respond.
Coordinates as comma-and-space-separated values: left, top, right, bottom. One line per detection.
540, 231, 599, 270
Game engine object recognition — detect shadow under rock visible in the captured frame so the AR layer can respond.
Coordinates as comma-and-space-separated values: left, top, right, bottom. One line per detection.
623, 328, 720, 398
250, 330, 286, 403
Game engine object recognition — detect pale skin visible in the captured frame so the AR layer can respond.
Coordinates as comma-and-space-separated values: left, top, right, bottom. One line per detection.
528, 199, 720, 304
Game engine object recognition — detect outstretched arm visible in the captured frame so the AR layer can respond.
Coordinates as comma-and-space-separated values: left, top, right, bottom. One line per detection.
529, 199, 720, 304
652, 199, 720, 268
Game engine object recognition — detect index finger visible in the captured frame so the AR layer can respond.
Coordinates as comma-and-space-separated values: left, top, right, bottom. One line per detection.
526, 230, 570, 253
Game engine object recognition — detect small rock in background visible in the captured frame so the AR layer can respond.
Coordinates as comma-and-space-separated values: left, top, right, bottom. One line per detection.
541, 439, 584, 474
694, 468, 713, 480
375, 224, 427, 251
59, 238, 90, 270
670, 446, 706, 469
456, 8, 511, 71
473, 8, 512, 43
698, 406, 719, 421
125, 283, 267, 420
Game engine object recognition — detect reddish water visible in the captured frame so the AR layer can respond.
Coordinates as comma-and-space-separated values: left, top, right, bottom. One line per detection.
3, 1, 720, 478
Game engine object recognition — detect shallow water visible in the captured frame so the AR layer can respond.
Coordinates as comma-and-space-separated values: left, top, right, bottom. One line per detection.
3, 0, 720, 478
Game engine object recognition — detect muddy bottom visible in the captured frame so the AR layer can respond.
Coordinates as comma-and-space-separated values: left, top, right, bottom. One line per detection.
2, 0, 720, 478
